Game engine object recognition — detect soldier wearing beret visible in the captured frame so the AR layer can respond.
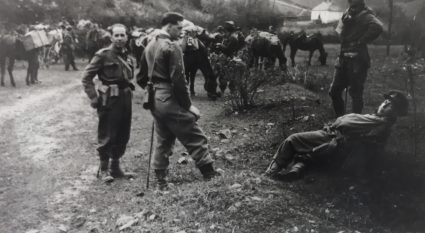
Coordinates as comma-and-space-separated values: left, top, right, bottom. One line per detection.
266, 90, 408, 181
137, 12, 220, 190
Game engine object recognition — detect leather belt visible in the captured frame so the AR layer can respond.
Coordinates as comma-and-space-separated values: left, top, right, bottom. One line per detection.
152, 77, 171, 84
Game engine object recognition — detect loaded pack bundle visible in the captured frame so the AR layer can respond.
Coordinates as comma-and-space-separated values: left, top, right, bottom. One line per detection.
23, 30, 50, 51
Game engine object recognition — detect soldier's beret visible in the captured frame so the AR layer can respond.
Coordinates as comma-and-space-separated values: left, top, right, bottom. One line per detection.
383, 90, 409, 116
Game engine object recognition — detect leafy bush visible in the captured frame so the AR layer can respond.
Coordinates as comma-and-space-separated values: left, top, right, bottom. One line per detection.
211, 49, 286, 111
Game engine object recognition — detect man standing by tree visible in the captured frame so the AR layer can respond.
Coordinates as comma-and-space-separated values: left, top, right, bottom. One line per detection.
329, 0, 383, 117
137, 12, 220, 190
82, 24, 136, 182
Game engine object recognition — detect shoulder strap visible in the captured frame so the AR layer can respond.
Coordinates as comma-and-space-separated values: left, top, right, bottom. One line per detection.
147, 37, 163, 82
116, 55, 132, 81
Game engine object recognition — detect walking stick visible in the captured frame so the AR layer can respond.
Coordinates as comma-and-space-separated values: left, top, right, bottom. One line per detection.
146, 121, 155, 189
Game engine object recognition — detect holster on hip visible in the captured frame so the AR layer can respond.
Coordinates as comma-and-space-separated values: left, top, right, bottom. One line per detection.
143, 81, 155, 110
97, 84, 109, 107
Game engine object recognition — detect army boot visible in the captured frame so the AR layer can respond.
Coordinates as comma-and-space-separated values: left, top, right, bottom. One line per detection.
279, 162, 305, 181
154, 169, 169, 191
264, 160, 284, 179
97, 159, 114, 183
110, 159, 136, 179
199, 163, 221, 181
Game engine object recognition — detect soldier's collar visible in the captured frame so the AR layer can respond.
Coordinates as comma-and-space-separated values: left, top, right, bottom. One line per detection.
111, 44, 127, 54
156, 29, 171, 39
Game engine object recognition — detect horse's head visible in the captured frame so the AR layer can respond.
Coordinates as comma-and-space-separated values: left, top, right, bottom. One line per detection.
319, 51, 328, 65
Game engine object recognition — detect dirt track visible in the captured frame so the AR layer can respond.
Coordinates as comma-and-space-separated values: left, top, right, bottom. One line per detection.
0, 63, 145, 232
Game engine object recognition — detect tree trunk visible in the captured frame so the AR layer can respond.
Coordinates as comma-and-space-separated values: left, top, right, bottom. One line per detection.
386, 0, 394, 56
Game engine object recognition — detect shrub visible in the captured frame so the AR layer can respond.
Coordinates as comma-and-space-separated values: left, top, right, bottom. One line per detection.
211, 49, 286, 111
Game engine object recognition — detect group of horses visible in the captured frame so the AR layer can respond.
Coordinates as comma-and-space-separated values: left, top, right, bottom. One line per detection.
0, 23, 328, 92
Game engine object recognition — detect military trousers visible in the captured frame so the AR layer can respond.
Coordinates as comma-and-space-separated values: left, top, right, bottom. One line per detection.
150, 85, 214, 170
63, 50, 77, 71
97, 88, 132, 161
272, 130, 334, 168
329, 56, 368, 117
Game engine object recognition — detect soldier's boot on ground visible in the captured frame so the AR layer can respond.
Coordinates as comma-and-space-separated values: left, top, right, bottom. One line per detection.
110, 159, 136, 179
264, 160, 284, 179
154, 169, 169, 191
279, 162, 305, 181
97, 160, 114, 183
199, 163, 221, 181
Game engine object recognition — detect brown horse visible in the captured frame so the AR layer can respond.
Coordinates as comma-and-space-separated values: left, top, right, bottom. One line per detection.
0, 34, 40, 87
247, 33, 287, 69
280, 31, 327, 67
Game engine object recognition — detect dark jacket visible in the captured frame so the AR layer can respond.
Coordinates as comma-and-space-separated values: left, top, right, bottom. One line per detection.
82, 45, 134, 101
137, 31, 192, 110
219, 31, 245, 57
339, 6, 383, 67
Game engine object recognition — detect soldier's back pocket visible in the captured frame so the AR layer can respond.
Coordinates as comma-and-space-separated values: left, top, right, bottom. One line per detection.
155, 88, 172, 102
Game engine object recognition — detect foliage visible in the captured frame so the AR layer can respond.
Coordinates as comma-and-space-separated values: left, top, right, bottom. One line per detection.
211, 49, 286, 111
201, 0, 284, 29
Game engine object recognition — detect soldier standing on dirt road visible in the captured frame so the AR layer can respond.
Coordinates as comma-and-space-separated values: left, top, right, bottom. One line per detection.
329, 0, 383, 117
82, 24, 136, 183
62, 25, 79, 71
137, 12, 220, 190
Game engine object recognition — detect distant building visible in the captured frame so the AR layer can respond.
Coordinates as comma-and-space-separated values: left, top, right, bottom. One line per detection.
311, 0, 345, 24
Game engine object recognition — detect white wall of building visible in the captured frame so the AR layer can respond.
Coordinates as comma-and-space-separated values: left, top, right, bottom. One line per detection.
311, 11, 343, 23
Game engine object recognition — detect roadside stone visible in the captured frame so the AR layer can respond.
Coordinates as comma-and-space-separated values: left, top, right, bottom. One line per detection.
227, 205, 238, 212
224, 154, 234, 161
216, 168, 225, 174
71, 215, 86, 228
250, 196, 263, 201
148, 214, 158, 221
58, 224, 68, 232
119, 218, 138, 231
218, 129, 232, 139
229, 183, 242, 189
25, 230, 39, 233
116, 215, 135, 228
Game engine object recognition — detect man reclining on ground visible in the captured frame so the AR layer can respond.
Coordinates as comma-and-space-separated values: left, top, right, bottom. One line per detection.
265, 90, 409, 181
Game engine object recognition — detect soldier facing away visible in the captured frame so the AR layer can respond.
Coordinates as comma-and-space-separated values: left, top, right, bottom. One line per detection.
82, 24, 136, 183
329, 0, 383, 117
137, 12, 220, 190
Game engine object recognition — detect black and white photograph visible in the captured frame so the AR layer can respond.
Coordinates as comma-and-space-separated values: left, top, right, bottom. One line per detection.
0, 0, 424, 232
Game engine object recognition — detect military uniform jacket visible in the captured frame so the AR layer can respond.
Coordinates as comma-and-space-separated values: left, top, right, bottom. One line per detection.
220, 31, 244, 57
338, 6, 383, 66
82, 45, 134, 101
62, 32, 75, 51
137, 31, 192, 110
